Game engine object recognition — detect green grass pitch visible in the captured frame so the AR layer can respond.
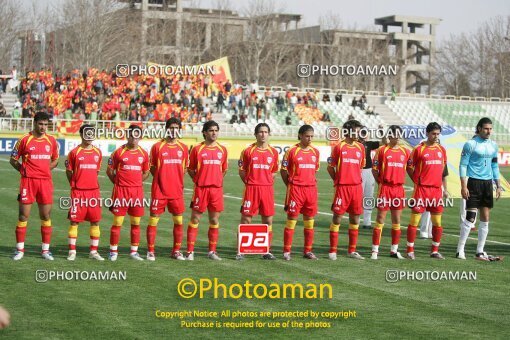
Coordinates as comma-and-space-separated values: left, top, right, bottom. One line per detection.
0, 155, 508, 339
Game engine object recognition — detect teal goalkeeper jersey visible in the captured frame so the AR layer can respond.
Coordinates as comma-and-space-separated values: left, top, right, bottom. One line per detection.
459, 135, 500, 180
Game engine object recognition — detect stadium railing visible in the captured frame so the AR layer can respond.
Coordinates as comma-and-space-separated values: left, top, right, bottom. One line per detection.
0, 118, 317, 139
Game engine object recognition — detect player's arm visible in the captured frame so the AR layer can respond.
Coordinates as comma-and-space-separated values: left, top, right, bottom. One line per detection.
50, 139, 59, 170
442, 165, 449, 198
149, 144, 157, 176
280, 149, 291, 186
372, 149, 380, 184
142, 171, 150, 181
50, 158, 59, 170
407, 148, 417, 181
106, 166, 116, 184
459, 142, 472, 200
9, 138, 22, 172
9, 157, 21, 172
238, 149, 247, 183
492, 144, 502, 200
106, 153, 117, 184
327, 147, 338, 181
188, 146, 197, 179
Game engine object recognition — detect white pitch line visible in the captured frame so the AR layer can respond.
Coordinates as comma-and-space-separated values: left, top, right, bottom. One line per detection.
0, 158, 509, 246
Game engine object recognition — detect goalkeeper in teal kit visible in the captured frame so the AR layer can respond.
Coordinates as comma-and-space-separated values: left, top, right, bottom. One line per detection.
456, 117, 503, 261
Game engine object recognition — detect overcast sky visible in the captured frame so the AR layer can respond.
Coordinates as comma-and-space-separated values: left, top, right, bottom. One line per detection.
23, 0, 510, 42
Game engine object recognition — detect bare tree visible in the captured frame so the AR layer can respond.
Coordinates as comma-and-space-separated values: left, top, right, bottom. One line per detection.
0, 0, 26, 72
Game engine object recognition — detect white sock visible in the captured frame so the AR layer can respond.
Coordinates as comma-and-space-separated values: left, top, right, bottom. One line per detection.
372, 245, 379, 253
457, 220, 474, 253
390, 244, 398, 253
476, 221, 489, 254
42, 243, 50, 252
130, 245, 138, 253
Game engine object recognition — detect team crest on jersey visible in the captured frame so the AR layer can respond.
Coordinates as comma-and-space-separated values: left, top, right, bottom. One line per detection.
400, 155, 405, 161
162, 152, 168, 156
217, 152, 223, 159
437, 151, 442, 158
177, 150, 183, 158
94, 155, 99, 162
311, 155, 316, 162
45, 145, 50, 152
138, 157, 144, 164
267, 156, 273, 164
356, 151, 361, 158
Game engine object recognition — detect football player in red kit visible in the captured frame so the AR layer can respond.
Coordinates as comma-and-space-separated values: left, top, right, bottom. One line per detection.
281, 125, 320, 260
10, 112, 59, 260
146, 118, 189, 261
65, 124, 104, 261
327, 120, 366, 260
236, 123, 279, 260
186, 121, 228, 260
406, 122, 450, 260
106, 125, 150, 261
370, 125, 411, 260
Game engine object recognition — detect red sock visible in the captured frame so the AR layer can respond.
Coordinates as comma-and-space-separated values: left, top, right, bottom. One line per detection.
348, 229, 359, 253
41, 226, 52, 245
208, 227, 219, 252
173, 224, 183, 253
146, 225, 157, 253
391, 229, 401, 249
407, 225, 417, 253
69, 240, 76, 251
130, 225, 140, 252
187, 225, 199, 252
110, 225, 121, 252
372, 228, 382, 247
90, 237, 99, 252
283, 228, 295, 253
329, 231, 338, 253
16, 227, 27, 251
431, 226, 443, 253
304, 228, 314, 253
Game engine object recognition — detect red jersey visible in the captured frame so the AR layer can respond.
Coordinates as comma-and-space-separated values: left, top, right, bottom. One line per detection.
150, 140, 189, 199
328, 141, 365, 185
188, 142, 228, 187
108, 144, 149, 187
66, 145, 102, 190
238, 143, 279, 186
281, 144, 320, 186
372, 145, 411, 185
11, 132, 59, 179
410, 142, 447, 187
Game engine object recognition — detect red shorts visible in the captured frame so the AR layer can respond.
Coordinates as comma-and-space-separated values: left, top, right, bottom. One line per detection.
284, 185, 318, 218
331, 184, 363, 215
18, 177, 53, 205
69, 189, 102, 223
190, 186, 223, 213
410, 186, 444, 214
110, 186, 145, 217
150, 196, 185, 215
377, 184, 405, 211
241, 185, 274, 217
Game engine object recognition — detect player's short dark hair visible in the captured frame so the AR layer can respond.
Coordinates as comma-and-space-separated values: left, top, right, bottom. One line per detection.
342, 119, 363, 135
165, 117, 182, 130
34, 111, 50, 122
202, 120, 219, 139
297, 124, 314, 140
126, 124, 142, 139
426, 122, 442, 133
387, 125, 403, 137
79, 124, 94, 136
476, 117, 493, 133
254, 123, 270, 134
202, 120, 219, 133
